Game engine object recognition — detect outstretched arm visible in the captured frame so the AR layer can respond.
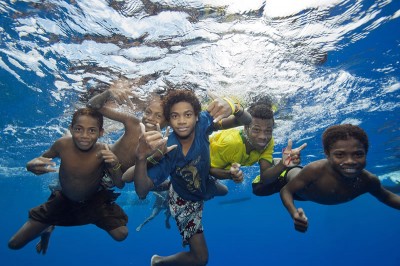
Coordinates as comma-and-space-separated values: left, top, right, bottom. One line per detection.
280, 169, 310, 233
86, 88, 141, 125
259, 139, 307, 184
210, 163, 243, 183
133, 124, 170, 199
368, 174, 400, 209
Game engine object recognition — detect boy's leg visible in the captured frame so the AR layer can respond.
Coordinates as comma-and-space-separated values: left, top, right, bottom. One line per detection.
8, 219, 50, 250
151, 232, 208, 266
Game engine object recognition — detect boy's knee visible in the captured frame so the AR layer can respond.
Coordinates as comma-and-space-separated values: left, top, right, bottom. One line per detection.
109, 226, 128, 241
8, 238, 22, 250
195, 253, 208, 266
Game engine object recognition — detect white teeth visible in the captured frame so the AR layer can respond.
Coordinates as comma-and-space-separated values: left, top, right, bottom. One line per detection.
343, 168, 357, 173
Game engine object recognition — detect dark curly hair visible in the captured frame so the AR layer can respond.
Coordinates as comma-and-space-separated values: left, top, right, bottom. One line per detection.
247, 99, 274, 121
322, 124, 369, 154
71, 107, 104, 129
162, 89, 201, 122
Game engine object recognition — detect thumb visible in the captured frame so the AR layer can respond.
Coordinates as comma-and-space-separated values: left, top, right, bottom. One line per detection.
140, 122, 146, 135
232, 162, 241, 168
297, 143, 307, 152
105, 144, 110, 151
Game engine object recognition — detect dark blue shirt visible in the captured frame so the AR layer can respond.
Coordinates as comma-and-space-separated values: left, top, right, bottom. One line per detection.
148, 111, 214, 201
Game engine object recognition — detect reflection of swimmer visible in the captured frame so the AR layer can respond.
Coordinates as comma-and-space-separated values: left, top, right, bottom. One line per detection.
281, 124, 400, 233
218, 197, 251, 205
136, 191, 171, 232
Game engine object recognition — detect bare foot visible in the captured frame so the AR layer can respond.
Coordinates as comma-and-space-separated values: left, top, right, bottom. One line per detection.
36, 225, 55, 255
151, 255, 161, 266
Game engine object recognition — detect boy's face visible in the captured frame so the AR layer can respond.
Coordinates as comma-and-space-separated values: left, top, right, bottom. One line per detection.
142, 99, 167, 131
245, 118, 273, 151
326, 137, 366, 179
168, 101, 197, 139
70, 115, 103, 151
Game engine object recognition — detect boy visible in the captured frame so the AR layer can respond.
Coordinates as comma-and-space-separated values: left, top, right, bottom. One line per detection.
209, 100, 306, 193
280, 124, 400, 233
86, 84, 168, 175
132, 89, 247, 266
8, 108, 128, 252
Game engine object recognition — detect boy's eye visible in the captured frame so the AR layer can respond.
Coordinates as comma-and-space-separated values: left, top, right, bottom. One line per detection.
73, 128, 81, 132
355, 152, 365, 158
89, 129, 97, 134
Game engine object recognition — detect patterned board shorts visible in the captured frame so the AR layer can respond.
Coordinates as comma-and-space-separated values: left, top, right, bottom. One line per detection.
168, 186, 204, 246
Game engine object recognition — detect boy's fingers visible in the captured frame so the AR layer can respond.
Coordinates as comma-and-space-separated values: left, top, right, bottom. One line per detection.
297, 143, 307, 151
164, 126, 171, 138
207, 91, 218, 100
105, 144, 110, 151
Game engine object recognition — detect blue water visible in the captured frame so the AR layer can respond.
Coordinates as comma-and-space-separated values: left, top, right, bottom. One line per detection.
1, 1, 399, 265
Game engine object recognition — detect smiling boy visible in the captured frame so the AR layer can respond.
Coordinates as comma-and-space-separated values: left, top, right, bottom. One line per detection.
280, 124, 400, 232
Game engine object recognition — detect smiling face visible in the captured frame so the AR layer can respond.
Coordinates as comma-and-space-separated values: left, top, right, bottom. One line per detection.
168, 101, 197, 140
70, 115, 103, 151
244, 117, 274, 151
142, 98, 167, 131
326, 137, 367, 179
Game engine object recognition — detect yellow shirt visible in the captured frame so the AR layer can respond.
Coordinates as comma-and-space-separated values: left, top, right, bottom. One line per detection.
209, 128, 274, 170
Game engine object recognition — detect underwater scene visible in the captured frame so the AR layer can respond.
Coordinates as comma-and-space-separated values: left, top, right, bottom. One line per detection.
0, 0, 399, 265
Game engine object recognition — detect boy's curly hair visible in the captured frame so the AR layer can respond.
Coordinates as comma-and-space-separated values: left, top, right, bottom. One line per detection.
322, 124, 369, 154
162, 89, 201, 122
71, 107, 104, 129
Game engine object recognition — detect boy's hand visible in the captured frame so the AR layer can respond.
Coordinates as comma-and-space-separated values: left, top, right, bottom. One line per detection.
282, 139, 307, 167
206, 91, 233, 123
108, 88, 138, 110
293, 208, 308, 233
152, 125, 177, 159
26, 157, 57, 175
230, 163, 243, 183
99, 144, 120, 168
136, 123, 174, 160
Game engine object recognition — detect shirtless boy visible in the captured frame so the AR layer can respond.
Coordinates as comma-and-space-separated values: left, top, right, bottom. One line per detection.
280, 124, 400, 232
8, 108, 128, 252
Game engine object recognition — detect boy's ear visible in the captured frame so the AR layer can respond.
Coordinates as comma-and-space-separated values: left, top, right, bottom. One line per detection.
99, 128, 104, 137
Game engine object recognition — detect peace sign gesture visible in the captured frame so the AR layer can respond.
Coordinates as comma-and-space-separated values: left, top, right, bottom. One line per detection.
282, 139, 307, 167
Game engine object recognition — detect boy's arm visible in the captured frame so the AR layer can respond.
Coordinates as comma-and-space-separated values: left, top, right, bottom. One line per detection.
210, 163, 243, 183
99, 144, 125, 189
87, 89, 141, 125
280, 167, 310, 233
133, 124, 168, 199
368, 175, 400, 209
259, 139, 307, 183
